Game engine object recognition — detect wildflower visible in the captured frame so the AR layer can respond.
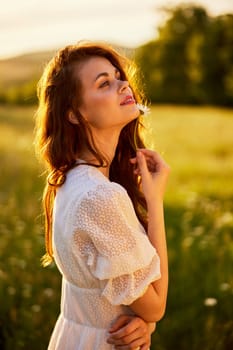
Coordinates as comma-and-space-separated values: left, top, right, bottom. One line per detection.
31, 304, 41, 312
136, 103, 150, 115
204, 298, 217, 307
193, 226, 204, 236
216, 212, 233, 228
18, 259, 26, 269
23, 283, 32, 298
0, 269, 6, 279
43, 288, 54, 298
219, 282, 230, 292
7, 287, 16, 296
182, 236, 193, 248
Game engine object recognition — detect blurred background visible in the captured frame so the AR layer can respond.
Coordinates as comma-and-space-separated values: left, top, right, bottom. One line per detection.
0, 0, 232, 349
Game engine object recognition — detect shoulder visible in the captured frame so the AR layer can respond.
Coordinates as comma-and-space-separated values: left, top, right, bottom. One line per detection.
80, 180, 129, 214
77, 180, 140, 231
57, 164, 110, 197
86, 181, 127, 202
57, 164, 129, 209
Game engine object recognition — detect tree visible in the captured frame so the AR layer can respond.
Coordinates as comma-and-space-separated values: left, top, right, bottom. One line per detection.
136, 5, 233, 106
200, 14, 233, 105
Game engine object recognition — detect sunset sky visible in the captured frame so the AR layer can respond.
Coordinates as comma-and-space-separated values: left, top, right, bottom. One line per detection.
0, 0, 232, 59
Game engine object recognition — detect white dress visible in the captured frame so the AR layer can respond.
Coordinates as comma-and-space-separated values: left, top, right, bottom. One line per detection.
48, 164, 161, 350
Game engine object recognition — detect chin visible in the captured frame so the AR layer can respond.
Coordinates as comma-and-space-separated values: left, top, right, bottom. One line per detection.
131, 109, 140, 120
123, 114, 139, 128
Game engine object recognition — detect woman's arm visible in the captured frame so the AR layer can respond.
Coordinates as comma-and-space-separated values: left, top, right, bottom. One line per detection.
129, 149, 170, 322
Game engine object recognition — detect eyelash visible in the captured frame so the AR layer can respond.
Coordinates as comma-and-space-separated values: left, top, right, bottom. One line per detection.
100, 81, 110, 88
99, 74, 121, 88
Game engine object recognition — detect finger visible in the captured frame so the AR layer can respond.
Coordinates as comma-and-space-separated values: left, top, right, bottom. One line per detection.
141, 344, 151, 350
133, 169, 140, 175
137, 148, 159, 156
113, 337, 147, 350
107, 327, 146, 346
130, 158, 138, 172
108, 317, 147, 340
136, 151, 150, 178
129, 157, 137, 163
148, 322, 156, 333
138, 149, 168, 167
108, 315, 132, 333
138, 149, 170, 175
114, 343, 150, 350
137, 148, 164, 163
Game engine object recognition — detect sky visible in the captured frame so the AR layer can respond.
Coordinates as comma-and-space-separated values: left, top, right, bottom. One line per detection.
0, 0, 233, 59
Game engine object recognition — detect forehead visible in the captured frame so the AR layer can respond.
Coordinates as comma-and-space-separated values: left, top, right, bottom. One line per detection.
77, 56, 117, 85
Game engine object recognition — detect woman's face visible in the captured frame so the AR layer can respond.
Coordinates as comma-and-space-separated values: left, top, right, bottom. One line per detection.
76, 56, 140, 130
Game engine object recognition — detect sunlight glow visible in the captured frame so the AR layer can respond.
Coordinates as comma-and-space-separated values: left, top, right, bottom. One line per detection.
0, 0, 232, 58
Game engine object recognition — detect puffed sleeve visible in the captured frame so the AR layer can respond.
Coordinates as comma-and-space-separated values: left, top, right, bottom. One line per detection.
72, 182, 161, 305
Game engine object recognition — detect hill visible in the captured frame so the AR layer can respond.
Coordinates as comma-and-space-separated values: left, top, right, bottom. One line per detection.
0, 45, 135, 104
0, 45, 135, 90
0, 50, 56, 89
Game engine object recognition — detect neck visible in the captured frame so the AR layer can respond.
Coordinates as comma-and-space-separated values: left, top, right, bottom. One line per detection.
79, 128, 120, 178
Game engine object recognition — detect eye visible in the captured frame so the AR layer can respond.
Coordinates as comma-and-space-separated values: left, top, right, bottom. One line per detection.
99, 80, 110, 88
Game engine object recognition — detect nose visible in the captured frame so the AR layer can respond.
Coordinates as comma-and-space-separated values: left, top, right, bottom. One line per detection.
118, 79, 129, 93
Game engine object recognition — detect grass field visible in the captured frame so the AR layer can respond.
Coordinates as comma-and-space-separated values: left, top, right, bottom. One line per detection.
0, 104, 232, 349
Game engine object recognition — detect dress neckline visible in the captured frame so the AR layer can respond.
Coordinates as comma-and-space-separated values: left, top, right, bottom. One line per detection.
75, 159, 110, 182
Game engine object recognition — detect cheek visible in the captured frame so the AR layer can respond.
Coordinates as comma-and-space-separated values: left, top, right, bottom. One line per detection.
80, 92, 116, 126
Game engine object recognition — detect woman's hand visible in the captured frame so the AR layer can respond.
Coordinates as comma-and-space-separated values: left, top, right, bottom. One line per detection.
130, 149, 170, 203
107, 314, 155, 350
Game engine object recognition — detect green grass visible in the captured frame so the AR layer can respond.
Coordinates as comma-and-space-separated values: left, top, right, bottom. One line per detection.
0, 104, 232, 349
145, 105, 233, 202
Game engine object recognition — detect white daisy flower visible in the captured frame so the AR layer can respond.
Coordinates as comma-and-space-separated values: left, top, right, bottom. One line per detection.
136, 103, 150, 115
204, 298, 218, 307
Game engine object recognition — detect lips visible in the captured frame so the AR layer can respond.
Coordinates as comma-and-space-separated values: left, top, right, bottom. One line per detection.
120, 95, 135, 105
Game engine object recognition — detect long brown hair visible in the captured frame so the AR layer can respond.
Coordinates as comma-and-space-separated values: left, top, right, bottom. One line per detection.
34, 41, 148, 266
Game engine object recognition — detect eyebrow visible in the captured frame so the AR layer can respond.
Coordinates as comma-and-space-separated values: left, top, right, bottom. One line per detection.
94, 68, 120, 82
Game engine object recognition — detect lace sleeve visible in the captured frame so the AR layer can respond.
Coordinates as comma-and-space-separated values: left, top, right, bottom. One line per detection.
72, 182, 161, 305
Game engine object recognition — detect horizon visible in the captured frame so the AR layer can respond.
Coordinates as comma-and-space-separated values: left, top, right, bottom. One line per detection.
1, 0, 233, 60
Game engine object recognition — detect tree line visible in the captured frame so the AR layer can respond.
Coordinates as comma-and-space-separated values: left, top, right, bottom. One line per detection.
0, 4, 232, 106
136, 4, 233, 106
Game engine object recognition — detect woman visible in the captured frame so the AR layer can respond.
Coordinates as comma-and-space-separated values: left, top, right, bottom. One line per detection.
35, 41, 170, 350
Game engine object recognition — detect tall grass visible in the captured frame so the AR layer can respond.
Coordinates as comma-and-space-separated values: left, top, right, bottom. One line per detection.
0, 104, 232, 349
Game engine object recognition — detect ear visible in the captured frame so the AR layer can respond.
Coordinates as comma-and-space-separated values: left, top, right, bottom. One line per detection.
67, 110, 79, 125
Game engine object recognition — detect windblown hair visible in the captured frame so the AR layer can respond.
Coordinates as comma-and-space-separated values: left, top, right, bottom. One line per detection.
34, 41, 148, 266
